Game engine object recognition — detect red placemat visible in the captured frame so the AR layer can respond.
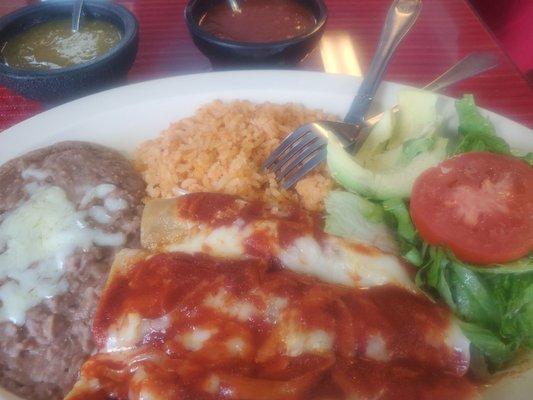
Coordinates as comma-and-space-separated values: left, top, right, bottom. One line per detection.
0, 0, 532, 131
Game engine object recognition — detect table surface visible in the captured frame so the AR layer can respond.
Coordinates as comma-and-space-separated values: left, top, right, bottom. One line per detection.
0, 0, 532, 131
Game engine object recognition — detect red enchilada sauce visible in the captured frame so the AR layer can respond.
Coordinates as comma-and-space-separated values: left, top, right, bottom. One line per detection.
70, 252, 477, 400
176, 192, 324, 249
198, 0, 317, 43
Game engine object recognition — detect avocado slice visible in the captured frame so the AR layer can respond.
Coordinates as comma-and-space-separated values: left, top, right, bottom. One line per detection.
355, 110, 395, 164
327, 89, 448, 200
327, 136, 447, 199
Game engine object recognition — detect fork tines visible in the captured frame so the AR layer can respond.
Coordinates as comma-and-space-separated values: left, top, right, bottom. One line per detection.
262, 124, 327, 189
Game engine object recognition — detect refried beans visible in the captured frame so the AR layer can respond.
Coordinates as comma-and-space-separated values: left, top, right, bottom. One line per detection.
0, 141, 145, 400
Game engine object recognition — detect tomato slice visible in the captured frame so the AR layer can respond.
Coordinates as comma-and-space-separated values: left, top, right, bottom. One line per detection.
410, 152, 533, 265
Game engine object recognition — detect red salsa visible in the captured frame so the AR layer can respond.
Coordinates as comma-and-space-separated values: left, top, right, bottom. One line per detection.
198, 0, 317, 43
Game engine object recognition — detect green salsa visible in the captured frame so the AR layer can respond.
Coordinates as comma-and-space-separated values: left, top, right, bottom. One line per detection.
1, 18, 121, 70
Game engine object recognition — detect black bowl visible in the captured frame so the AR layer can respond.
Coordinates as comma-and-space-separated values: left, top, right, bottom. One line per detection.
185, 0, 327, 66
0, 1, 138, 103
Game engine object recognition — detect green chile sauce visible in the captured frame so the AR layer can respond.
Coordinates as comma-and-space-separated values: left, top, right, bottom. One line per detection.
1, 18, 121, 70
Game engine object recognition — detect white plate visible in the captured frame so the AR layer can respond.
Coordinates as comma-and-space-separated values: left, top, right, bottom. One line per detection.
0, 70, 531, 399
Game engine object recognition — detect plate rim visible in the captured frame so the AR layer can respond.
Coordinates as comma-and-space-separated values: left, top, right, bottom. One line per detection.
0, 69, 531, 400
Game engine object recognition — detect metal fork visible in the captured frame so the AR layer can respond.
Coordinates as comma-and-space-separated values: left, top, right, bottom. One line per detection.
264, 50, 499, 190
263, 0, 423, 188
364, 51, 498, 127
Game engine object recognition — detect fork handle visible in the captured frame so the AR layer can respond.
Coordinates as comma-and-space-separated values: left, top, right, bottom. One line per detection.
364, 51, 499, 127
344, 0, 422, 125
422, 51, 499, 92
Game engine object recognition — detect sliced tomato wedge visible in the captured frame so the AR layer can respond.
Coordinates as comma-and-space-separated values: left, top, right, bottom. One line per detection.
410, 152, 533, 265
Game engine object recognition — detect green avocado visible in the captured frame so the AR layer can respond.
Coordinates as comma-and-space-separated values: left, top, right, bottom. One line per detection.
327, 89, 448, 200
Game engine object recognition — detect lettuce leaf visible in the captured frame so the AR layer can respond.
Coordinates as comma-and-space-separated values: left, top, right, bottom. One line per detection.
330, 93, 532, 371
460, 322, 518, 368
381, 198, 533, 370
324, 191, 397, 253
381, 198, 418, 245
454, 95, 533, 169
400, 135, 437, 166
454, 95, 512, 155
381, 198, 425, 266
521, 152, 533, 166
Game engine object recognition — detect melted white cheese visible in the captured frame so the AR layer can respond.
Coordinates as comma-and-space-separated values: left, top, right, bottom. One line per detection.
226, 337, 248, 356
137, 387, 159, 400
279, 236, 417, 292
163, 218, 415, 292
167, 223, 250, 258
203, 289, 257, 321
24, 181, 41, 194
106, 313, 142, 352
105, 313, 171, 352
279, 236, 353, 287
89, 205, 113, 224
445, 321, 471, 360
365, 335, 389, 361
180, 327, 217, 351
21, 168, 49, 181
0, 186, 125, 325
92, 230, 125, 247
265, 296, 288, 324
284, 327, 334, 357
444, 319, 471, 375
144, 313, 171, 333
104, 197, 128, 212
203, 374, 221, 395
80, 183, 117, 208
